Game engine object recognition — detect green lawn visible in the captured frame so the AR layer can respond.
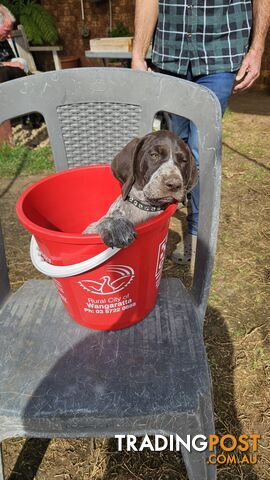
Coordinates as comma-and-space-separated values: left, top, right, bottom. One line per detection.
0, 143, 54, 177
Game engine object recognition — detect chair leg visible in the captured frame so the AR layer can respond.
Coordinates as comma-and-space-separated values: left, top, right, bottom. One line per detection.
0, 442, 5, 480
175, 396, 217, 480
181, 444, 216, 480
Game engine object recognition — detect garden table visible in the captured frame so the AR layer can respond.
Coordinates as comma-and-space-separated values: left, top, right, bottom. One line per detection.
85, 50, 151, 66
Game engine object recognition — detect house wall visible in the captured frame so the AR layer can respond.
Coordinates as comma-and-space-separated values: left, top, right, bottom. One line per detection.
41, 0, 269, 89
41, 0, 135, 67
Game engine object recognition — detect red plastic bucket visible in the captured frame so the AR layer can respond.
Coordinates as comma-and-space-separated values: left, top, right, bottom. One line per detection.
16, 165, 177, 330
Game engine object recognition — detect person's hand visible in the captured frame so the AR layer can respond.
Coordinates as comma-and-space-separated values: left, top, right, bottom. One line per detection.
10, 60, 25, 70
233, 49, 262, 93
131, 57, 151, 71
3, 60, 25, 70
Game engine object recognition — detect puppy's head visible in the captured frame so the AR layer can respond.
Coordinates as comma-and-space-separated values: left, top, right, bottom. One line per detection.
111, 130, 198, 206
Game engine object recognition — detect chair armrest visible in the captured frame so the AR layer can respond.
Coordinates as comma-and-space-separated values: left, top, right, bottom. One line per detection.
190, 132, 222, 323
29, 46, 63, 70
29, 46, 62, 52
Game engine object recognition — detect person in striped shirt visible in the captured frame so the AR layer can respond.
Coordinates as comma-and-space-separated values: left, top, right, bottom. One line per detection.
132, 0, 270, 264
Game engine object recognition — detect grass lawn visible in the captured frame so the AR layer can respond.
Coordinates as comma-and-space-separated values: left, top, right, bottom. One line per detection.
0, 143, 54, 177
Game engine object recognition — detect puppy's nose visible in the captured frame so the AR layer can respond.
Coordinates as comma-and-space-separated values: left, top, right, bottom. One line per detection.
164, 176, 182, 190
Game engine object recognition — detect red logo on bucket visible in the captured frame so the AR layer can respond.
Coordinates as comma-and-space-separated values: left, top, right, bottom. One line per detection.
155, 235, 168, 288
78, 265, 135, 295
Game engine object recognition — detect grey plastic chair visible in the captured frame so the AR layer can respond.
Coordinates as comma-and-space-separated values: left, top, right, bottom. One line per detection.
0, 68, 221, 479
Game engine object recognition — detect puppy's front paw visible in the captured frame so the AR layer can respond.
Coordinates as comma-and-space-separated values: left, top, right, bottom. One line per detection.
98, 217, 137, 248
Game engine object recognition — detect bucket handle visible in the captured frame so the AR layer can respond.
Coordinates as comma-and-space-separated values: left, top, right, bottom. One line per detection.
30, 236, 121, 278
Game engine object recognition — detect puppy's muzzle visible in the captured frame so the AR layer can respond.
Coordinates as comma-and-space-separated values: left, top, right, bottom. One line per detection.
163, 175, 183, 191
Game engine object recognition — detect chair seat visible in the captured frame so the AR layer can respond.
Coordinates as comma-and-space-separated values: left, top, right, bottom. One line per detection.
0, 278, 210, 439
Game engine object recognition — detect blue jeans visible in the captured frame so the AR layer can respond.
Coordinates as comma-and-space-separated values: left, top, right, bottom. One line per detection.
170, 70, 236, 235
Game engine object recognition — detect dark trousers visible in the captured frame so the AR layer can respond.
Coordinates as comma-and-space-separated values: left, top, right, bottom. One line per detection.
0, 65, 26, 83
0, 66, 27, 143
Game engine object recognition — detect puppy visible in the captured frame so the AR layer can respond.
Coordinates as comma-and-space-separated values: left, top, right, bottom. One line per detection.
83, 130, 198, 248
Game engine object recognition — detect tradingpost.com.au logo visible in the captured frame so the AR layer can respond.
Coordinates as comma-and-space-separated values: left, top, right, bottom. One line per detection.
115, 434, 260, 465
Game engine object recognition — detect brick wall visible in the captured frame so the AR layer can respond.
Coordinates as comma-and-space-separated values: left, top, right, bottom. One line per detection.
41, 0, 269, 89
41, 0, 135, 67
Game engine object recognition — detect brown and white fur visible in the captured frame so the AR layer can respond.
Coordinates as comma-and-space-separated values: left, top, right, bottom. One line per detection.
83, 130, 198, 248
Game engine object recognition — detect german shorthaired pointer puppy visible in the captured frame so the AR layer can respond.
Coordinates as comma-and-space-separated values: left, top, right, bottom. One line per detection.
83, 130, 198, 248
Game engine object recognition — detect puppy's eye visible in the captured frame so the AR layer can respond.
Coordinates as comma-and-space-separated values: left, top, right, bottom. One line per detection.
150, 152, 160, 161
178, 154, 188, 163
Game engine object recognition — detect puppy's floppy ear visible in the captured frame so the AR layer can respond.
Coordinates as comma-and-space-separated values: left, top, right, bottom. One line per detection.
111, 137, 142, 200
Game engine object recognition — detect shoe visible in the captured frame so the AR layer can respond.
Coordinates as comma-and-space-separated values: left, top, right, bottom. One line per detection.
171, 233, 197, 265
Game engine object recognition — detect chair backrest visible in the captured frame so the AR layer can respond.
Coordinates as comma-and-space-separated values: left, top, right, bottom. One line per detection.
10, 24, 37, 73
0, 68, 222, 320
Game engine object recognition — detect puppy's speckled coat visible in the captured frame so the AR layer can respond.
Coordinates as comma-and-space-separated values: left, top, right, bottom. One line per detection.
84, 130, 198, 248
